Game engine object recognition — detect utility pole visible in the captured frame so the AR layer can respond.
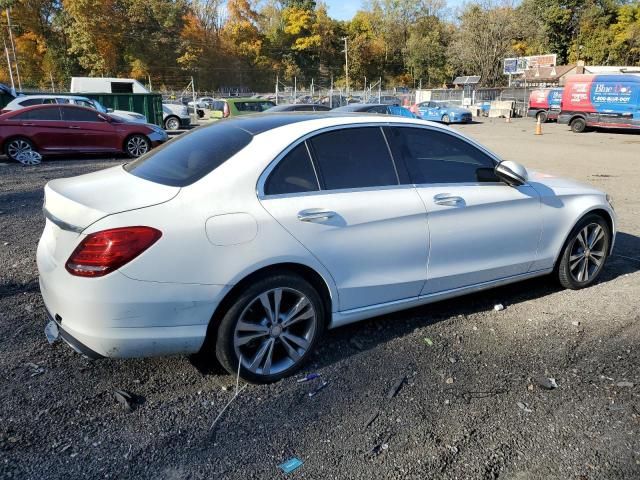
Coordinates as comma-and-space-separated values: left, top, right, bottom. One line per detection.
50, 72, 55, 92
330, 75, 334, 108
275, 75, 279, 105
293, 76, 297, 104
342, 37, 349, 97
4, 39, 14, 91
191, 76, 197, 123
5, 8, 21, 91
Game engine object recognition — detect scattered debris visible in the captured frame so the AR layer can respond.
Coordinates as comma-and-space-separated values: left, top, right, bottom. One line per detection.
386, 376, 406, 399
536, 377, 558, 390
308, 381, 329, 397
363, 410, 379, 430
349, 337, 365, 351
25, 362, 45, 377
448, 357, 457, 364
44, 321, 59, 344
297, 373, 321, 383
124, 444, 132, 460
571, 321, 581, 327
517, 402, 533, 413
494, 304, 505, 311
369, 434, 392, 456
113, 389, 134, 412
279, 457, 304, 474
423, 337, 434, 346
60, 444, 71, 453
445, 377, 454, 385
616, 381, 634, 388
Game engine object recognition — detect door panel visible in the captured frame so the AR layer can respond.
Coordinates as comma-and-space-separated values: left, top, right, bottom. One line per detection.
60, 107, 119, 151
417, 184, 542, 294
261, 187, 429, 311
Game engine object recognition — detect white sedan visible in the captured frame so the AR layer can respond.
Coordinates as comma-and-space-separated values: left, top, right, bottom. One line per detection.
38, 114, 615, 383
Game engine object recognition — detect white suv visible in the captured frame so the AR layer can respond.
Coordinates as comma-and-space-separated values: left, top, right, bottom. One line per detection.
1, 95, 147, 124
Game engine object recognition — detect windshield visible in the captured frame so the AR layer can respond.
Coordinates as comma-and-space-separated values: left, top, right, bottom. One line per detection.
91, 100, 108, 113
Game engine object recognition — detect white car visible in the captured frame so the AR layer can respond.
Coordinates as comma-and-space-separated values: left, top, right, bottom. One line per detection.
38, 114, 615, 383
1, 95, 147, 124
162, 103, 191, 130
187, 96, 215, 109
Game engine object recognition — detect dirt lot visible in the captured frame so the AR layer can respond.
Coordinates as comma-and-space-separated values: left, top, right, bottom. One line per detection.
1, 119, 638, 479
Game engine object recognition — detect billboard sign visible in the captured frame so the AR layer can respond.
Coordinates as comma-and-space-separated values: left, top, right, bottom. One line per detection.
504, 54, 557, 75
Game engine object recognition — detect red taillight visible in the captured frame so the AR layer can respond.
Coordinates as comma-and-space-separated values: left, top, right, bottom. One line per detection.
223, 102, 230, 118
66, 227, 162, 277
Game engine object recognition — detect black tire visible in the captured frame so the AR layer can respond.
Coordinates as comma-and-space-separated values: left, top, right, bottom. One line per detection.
570, 117, 587, 133
124, 134, 150, 158
164, 115, 180, 131
557, 214, 610, 290
4, 137, 36, 162
536, 111, 548, 123
215, 273, 326, 384
442, 114, 450, 124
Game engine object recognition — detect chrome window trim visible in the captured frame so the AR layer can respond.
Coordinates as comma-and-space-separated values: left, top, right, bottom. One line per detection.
256, 121, 505, 199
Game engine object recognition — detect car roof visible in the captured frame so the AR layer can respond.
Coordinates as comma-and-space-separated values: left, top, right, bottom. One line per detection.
2, 103, 97, 116
333, 104, 387, 112
12, 94, 89, 101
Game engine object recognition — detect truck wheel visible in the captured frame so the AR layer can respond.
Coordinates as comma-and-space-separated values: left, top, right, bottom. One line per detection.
536, 111, 548, 123
570, 117, 587, 133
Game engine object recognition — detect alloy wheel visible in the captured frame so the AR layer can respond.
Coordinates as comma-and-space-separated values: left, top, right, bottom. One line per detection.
233, 287, 317, 376
126, 136, 149, 157
16, 150, 42, 166
568, 223, 606, 283
165, 118, 180, 130
7, 139, 33, 161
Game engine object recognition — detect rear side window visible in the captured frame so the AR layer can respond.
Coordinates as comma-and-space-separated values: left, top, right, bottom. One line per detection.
125, 123, 253, 187
309, 127, 398, 190
61, 107, 101, 122
13, 107, 61, 121
18, 98, 43, 107
234, 101, 276, 112
388, 127, 497, 184
265, 143, 319, 195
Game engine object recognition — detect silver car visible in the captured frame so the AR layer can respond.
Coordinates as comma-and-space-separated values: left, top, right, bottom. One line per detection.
38, 114, 615, 383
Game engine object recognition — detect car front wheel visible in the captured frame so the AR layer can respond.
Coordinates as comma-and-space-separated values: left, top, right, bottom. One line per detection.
164, 116, 180, 131
557, 214, 610, 289
215, 273, 325, 383
5, 137, 36, 163
125, 135, 150, 158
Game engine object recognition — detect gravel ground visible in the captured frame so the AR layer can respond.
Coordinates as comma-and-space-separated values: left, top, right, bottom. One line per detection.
1, 119, 639, 479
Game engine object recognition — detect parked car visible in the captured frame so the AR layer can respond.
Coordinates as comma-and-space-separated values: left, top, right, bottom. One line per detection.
332, 103, 418, 118
162, 103, 191, 130
265, 104, 331, 112
37, 113, 615, 383
1, 94, 148, 124
0, 104, 167, 162
208, 98, 276, 118
188, 97, 216, 109
368, 95, 402, 105
558, 74, 640, 133
414, 101, 473, 124
527, 88, 563, 123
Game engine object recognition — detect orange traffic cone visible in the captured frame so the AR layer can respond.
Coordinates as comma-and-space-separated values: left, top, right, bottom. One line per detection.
535, 117, 543, 135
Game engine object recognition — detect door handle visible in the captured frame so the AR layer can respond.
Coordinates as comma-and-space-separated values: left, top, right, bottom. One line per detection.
297, 209, 336, 222
433, 193, 464, 206
69, 126, 81, 129
21, 122, 35, 126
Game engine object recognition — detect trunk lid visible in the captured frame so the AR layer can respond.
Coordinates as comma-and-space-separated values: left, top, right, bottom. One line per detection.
44, 165, 179, 231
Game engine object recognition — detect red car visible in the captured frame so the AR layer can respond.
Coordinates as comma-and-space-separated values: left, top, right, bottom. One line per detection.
0, 104, 168, 163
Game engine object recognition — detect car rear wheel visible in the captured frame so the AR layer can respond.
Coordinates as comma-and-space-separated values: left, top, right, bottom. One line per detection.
536, 111, 548, 123
164, 116, 180, 131
557, 214, 610, 289
570, 117, 587, 133
215, 273, 325, 383
5, 137, 37, 163
125, 135, 150, 158
441, 114, 450, 124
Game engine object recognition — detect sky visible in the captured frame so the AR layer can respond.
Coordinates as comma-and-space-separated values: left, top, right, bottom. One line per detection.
323, 0, 466, 20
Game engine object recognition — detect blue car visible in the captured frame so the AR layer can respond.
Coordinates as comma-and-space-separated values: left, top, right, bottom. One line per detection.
415, 101, 473, 124
332, 103, 419, 118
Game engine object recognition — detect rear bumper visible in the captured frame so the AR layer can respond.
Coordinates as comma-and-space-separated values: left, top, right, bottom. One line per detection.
179, 116, 192, 128
38, 230, 229, 358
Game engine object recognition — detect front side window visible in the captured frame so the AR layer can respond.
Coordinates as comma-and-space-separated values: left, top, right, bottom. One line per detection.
13, 107, 61, 121
61, 107, 101, 122
308, 127, 398, 190
265, 143, 319, 195
388, 127, 497, 184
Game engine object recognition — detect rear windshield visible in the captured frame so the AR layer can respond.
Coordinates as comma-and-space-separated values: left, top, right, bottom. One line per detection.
124, 123, 252, 187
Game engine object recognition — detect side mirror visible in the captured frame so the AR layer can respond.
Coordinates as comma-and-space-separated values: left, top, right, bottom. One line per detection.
97, 113, 110, 122
106, 108, 114, 113
495, 160, 528, 186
